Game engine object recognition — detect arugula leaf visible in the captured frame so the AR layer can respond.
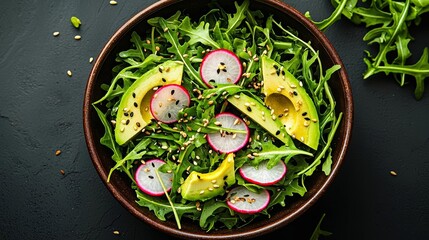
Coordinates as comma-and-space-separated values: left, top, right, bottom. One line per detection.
179, 17, 221, 49
93, 104, 122, 162
225, 0, 250, 35
307, 0, 429, 100
310, 213, 332, 240
136, 190, 199, 221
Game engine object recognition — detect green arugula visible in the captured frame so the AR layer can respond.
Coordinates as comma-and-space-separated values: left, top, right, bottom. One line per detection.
306, 0, 429, 100
92, 0, 342, 231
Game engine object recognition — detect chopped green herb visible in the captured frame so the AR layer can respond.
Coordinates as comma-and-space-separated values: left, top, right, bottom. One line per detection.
70, 16, 81, 29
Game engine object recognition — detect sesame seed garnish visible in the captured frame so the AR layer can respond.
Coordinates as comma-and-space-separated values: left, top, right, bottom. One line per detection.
390, 171, 397, 176
55, 149, 62, 156
113, 230, 120, 235
67, 70, 72, 77
74, 35, 81, 40
199, 190, 205, 195
214, 121, 222, 126
53, 31, 60, 37
60, 169, 65, 175
109, 0, 118, 5
89, 57, 94, 63
234, 95, 240, 99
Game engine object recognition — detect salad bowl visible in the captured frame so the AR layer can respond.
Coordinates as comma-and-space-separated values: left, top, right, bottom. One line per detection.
83, 0, 353, 239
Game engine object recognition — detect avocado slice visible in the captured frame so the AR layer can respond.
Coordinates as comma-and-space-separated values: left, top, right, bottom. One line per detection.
114, 61, 184, 145
261, 55, 320, 150
180, 153, 235, 201
227, 93, 293, 146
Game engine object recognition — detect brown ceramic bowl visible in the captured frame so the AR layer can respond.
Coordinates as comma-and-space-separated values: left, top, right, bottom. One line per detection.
83, 0, 353, 239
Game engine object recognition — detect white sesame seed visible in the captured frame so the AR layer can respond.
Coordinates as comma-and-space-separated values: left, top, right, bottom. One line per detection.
89, 57, 94, 63
110, 0, 118, 5
74, 35, 81, 40
67, 70, 72, 76
53, 31, 60, 37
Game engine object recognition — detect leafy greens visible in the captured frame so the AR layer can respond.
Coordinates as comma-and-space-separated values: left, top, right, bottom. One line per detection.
306, 0, 429, 100
92, 0, 342, 231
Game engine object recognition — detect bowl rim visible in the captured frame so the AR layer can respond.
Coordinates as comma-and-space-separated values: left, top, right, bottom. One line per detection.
83, 0, 354, 239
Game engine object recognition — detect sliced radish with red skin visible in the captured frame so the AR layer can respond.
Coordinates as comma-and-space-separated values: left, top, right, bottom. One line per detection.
239, 160, 287, 186
150, 84, 190, 124
206, 112, 250, 153
200, 49, 243, 88
135, 159, 173, 197
226, 186, 270, 214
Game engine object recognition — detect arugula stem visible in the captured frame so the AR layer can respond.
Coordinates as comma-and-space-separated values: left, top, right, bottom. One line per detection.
297, 112, 343, 176
154, 169, 181, 229
373, 0, 410, 68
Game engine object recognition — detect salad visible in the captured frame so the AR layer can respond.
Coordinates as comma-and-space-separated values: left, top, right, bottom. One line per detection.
93, 0, 342, 231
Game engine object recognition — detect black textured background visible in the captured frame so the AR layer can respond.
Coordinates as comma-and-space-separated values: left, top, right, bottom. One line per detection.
1, 1, 428, 239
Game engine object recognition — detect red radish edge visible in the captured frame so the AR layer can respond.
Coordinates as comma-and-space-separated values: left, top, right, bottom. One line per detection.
200, 49, 243, 88
206, 112, 250, 153
238, 160, 287, 186
134, 159, 172, 197
149, 84, 191, 124
226, 186, 270, 214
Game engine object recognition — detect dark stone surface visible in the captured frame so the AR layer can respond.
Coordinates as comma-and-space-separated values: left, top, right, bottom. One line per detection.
1, 0, 428, 239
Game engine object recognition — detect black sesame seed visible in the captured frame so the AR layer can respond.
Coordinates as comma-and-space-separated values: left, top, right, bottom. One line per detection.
246, 106, 252, 112
217, 69, 220, 74
136, 122, 141, 127
124, 112, 129, 116
220, 62, 225, 65
273, 64, 279, 69
134, 102, 138, 107
197, 175, 201, 179
278, 114, 284, 118
209, 79, 215, 83
223, 175, 228, 180
171, 89, 175, 95
148, 175, 154, 179
293, 91, 298, 96
244, 194, 249, 197
282, 70, 285, 75
304, 117, 311, 121
130, 112, 134, 117
125, 119, 130, 125
168, 113, 172, 118
162, 78, 166, 82
151, 162, 155, 167
158, 67, 163, 73
222, 69, 227, 72
302, 112, 308, 116
275, 130, 280, 135
276, 69, 280, 76
132, 92, 136, 98
175, 100, 180, 105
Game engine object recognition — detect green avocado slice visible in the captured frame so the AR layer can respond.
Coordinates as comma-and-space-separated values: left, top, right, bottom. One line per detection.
261, 55, 320, 150
227, 93, 293, 147
180, 153, 235, 202
114, 61, 184, 145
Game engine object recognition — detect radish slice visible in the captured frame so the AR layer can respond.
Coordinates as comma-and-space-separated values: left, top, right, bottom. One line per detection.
134, 159, 173, 196
200, 49, 243, 87
226, 186, 270, 214
206, 112, 250, 153
150, 84, 190, 123
239, 160, 287, 186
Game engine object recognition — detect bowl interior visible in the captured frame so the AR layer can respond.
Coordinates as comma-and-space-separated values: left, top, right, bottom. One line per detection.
83, 0, 353, 239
